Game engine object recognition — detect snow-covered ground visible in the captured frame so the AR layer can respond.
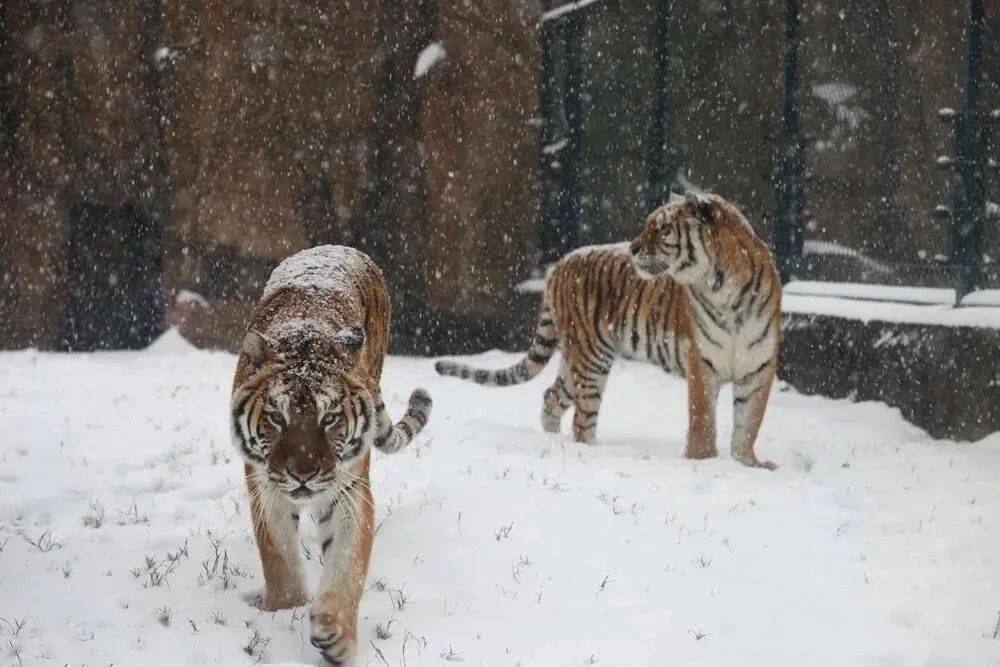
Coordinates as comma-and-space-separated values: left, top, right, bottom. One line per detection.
2, 331, 999, 666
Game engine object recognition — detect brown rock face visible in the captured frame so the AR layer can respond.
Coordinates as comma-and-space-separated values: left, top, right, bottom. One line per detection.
158, 0, 384, 345
419, 0, 540, 319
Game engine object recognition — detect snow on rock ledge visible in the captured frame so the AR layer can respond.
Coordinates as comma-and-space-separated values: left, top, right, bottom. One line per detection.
784, 281, 1000, 329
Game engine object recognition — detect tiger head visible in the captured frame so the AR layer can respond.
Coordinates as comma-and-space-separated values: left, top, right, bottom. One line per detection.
629, 192, 719, 285
230, 321, 375, 505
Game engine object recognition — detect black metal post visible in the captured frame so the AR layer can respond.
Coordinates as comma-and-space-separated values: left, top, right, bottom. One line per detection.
773, 0, 803, 284
950, 0, 985, 303
645, 0, 673, 213
537, 0, 563, 264
557, 10, 585, 255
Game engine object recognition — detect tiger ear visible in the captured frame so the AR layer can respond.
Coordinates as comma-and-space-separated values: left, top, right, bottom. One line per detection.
685, 192, 715, 224
242, 330, 278, 367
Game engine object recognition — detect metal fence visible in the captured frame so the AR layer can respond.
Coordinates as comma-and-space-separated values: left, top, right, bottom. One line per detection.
536, 0, 998, 305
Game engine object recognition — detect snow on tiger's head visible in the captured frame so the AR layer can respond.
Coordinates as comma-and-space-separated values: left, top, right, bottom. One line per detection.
629, 191, 756, 285
229, 319, 376, 505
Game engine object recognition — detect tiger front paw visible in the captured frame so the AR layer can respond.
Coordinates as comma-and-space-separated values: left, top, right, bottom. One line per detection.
244, 588, 310, 612
733, 451, 777, 470
309, 599, 356, 665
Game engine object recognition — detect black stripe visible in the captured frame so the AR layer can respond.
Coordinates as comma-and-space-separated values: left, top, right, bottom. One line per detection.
700, 356, 718, 373
689, 289, 726, 331
683, 223, 696, 268
739, 359, 770, 381
410, 393, 432, 408
528, 351, 549, 365
535, 336, 558, 349
748, 319, 773, 348
322, 538, 333, 553
691, 311, 722, 348
755, 284, 776, 318
578, 356, 611, 376
733, 273, 756, 312
405, 408, 427, 426
734, 385, 761, 404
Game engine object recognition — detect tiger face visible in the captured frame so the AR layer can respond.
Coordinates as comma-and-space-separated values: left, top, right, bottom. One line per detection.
231, 328, 375, 505
629, 192, 717, 284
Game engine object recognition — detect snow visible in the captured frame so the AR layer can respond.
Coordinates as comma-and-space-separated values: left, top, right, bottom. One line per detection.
539, 0, 604, 25
516, 277, 546, 294
262, 245, 372, 302
176, 289, 210, 309
783, 295, 1000, 327
801, 239, 895, 275
784, 280, 955, 305
811, 82, 866, 130
2, 339, 1000, 666
414, 42, 446, 79
785, 281, 1000, 327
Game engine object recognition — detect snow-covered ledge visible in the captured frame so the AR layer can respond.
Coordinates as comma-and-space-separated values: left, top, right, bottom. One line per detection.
780, 281, 1000, 441
783, 281, 1000, 329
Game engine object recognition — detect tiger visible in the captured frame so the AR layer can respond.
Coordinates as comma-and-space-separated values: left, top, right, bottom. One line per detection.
436, 192, 780, 469
230, 245, 432, 664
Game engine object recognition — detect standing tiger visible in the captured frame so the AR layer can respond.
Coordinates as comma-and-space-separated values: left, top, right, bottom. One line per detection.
230, 245, 432, 664
436, 192, 780, 469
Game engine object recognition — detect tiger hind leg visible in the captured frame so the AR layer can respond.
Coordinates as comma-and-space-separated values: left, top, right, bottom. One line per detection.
569, 356, 612, 445
541, 361, 572, 433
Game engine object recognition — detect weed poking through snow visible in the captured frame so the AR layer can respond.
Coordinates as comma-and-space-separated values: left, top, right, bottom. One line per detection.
156, 606, 173, 627
243, 628, 271, 663
83, 499, 106, 528
132, 540, 189, 587
494, 522, 513, 542
439, 644, 463, 661
24, 530, 63, 552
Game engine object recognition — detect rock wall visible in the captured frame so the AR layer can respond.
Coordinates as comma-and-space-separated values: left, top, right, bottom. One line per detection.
0, 0, 540, 352
780, 312, 1000, 441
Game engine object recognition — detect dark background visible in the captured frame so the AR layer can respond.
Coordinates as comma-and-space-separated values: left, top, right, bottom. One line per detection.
1, 0, 997, 353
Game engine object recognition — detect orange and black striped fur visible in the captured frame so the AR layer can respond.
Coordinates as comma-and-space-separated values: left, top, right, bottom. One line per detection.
436, 193, 780, 469
231, 245, 432, 664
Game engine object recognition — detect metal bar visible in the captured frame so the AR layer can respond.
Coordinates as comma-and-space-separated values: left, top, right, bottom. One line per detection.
772, 0, 802, 284
537, 0, 563, 263
950, 0, 985, 304
557, 10, 585, 255
645, 0, 673, 213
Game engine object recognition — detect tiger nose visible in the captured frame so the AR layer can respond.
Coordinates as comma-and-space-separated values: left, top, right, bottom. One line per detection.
286, 467, 317, 485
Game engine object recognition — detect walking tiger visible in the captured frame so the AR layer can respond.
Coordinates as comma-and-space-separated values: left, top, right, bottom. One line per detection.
230, 245, 432, 664
436, 192, 780, 469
